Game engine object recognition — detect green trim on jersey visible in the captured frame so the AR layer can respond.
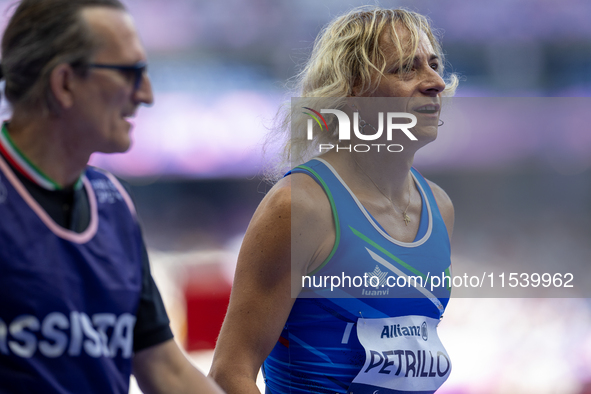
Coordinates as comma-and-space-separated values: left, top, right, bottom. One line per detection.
350, 225, 433, 285
297, 164, 341, 276
444, 267, 452, 292
350, 225, 453, 292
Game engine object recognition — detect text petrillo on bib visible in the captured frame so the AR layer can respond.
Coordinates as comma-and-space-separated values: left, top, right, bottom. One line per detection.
348, 315, 451, 394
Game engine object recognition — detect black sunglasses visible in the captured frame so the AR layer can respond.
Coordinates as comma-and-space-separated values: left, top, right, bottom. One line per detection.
87, 62, 147, 90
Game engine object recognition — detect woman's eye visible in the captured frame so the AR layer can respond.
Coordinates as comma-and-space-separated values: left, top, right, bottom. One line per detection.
430, 63, 439, 71
391, 64, 413, 74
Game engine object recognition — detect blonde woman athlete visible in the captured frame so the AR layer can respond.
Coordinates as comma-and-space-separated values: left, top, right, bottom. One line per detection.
211, 7, 457, 394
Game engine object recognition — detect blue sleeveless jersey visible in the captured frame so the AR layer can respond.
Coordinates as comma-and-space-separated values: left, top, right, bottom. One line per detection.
0, 157, 143, 393
263, 159, 452, 394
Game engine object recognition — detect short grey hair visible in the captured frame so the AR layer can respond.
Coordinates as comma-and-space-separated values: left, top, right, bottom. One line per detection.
1, 0, 126, 115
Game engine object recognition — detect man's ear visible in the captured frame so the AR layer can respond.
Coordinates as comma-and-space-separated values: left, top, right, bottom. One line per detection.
49, 64, 77, 110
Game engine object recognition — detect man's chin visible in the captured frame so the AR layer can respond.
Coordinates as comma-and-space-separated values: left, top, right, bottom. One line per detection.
112, 126, 133, 153
100, 138, 132, 154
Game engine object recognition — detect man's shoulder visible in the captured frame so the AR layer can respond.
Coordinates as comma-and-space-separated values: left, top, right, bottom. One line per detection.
84, 166, 138, 217
84, 166, 133, 193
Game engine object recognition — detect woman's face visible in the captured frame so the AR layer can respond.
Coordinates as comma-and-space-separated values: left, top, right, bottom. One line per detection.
349, 27, 445, 146
370, 27, 445, 99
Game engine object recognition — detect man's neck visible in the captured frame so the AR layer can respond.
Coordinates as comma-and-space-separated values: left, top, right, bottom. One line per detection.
5, 115, 89, 189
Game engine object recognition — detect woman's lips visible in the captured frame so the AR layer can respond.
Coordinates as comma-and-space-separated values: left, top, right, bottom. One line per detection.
412, 104, 440, 114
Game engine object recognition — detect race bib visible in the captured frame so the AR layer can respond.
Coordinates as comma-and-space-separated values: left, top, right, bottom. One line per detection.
348, 316, 451, 394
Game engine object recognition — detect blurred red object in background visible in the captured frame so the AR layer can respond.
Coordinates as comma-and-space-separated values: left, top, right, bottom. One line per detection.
183, 262, 232, 350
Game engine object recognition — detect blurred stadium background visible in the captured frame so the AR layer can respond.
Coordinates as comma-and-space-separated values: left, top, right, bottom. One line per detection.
1, 0, 590, 392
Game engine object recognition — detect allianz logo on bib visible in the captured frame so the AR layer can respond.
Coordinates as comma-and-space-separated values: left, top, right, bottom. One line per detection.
381, 321, 428, 341
0, 311, 135, 359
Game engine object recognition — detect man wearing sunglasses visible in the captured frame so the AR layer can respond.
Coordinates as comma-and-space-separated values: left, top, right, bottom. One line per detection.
0, 1, 223, 393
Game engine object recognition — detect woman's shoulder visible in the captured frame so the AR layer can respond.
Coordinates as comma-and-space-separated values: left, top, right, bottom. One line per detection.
250, 173, 334, 240
259, 173, 336, 273
264, 172, 332, 216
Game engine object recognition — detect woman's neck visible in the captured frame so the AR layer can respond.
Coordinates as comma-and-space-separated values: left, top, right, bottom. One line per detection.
319, 149, 415, 204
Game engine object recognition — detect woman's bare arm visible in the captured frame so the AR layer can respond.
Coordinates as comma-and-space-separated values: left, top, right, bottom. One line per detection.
209, 174, 334, 393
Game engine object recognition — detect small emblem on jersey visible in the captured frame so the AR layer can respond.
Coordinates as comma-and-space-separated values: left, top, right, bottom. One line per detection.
421, 321, 428, 341
91, 179, 123, 204
366, 265, 388, 288
0, 175, 6, 204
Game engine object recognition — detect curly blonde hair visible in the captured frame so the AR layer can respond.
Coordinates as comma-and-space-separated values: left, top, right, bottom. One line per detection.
264, 6, 458, 181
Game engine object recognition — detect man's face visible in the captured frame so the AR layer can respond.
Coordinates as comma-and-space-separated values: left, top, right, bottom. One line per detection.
70, 6, 153, 155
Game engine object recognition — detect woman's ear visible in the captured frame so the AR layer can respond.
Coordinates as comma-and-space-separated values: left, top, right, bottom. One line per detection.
351, 79, 360, 97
